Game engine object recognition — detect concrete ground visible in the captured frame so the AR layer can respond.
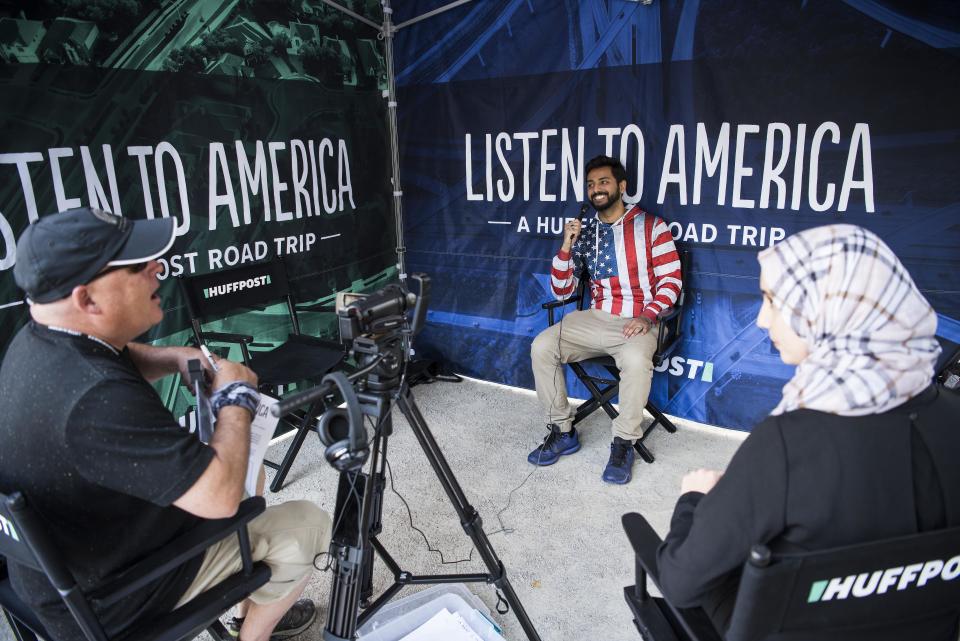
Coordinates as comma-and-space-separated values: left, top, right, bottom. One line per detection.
1, 377, 745, 641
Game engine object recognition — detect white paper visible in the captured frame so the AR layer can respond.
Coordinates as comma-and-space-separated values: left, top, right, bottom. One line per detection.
245, 393, 280, 497
399, 608, 486, 641
182, 392, 279, 497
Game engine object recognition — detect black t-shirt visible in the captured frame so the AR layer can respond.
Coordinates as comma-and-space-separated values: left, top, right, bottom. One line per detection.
657, 385, 960, 641
0, 322, 214, 640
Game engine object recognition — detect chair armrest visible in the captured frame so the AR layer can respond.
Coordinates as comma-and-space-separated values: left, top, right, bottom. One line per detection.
542, 295, 583, 326
622, 512, 724, 641
294, 302, 336, 313
89, 497, 266, 606
622, 512, 664, 585
542, 295, 582, 311
654, 325, 681, 365
656, 306, 681, 323
653, 306, 683, 367
201, 331, 255, 345
286, 334, 346, 351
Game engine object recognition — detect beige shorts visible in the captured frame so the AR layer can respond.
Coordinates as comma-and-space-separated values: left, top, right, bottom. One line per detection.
175, 500, 332, 606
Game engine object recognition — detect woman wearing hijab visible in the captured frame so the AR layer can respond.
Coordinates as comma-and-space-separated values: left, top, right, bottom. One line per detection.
655, 224, 960, 640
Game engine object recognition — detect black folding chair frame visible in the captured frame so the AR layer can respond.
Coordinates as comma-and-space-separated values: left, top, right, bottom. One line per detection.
542, 251, 689, 463
0, 493, 270, 641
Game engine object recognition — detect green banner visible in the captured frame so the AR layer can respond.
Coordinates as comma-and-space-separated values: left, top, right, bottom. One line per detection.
0, 0, 395, 355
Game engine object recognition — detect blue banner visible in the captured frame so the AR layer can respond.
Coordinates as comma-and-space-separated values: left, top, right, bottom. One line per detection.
394, 1, 960, 430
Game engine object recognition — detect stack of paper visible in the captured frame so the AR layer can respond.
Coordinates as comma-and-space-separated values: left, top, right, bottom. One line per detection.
399, 608, 489, 641
355, 586, 505, 641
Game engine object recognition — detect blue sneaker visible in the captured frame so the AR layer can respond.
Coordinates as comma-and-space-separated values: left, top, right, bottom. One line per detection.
527, 424, 581, 465
602, 437, 636, 484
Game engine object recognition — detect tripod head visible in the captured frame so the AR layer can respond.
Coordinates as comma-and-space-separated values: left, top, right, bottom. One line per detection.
338, 273, 429, 342
337, 273, 430, 391
270, 274, 431, 471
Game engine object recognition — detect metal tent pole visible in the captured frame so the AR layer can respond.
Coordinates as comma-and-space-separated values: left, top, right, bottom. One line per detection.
317, 0, 475, 283
380, 0, 406, 281
393, 0, 475, 30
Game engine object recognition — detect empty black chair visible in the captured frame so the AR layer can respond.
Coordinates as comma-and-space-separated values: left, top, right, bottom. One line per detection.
621, 511, 960, 641
0, 491, 270, 641
178, 259, 345, 492
541, 251, 688, 463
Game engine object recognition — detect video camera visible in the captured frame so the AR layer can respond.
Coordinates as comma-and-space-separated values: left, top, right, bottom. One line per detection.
336, 273, 430, 391
271, 274, 432, 417
337, 273, 430, 343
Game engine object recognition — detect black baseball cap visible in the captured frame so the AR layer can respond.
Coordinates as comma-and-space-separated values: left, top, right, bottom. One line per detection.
14, 207, 176, 303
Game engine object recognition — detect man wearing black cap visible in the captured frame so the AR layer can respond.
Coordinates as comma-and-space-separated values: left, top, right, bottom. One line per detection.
0, 207, 331, 641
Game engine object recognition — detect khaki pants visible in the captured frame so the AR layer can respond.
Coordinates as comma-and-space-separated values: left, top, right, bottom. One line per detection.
175, 500, 332, 607
531, 308, 658, 441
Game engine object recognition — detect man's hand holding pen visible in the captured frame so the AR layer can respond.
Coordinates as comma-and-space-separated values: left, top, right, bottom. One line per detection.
200, 345, 220, 374
196, 345, 257, 391
211, 358, 258, 392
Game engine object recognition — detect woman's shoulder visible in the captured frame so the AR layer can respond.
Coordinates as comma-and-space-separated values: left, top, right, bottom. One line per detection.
750, 409, 847, 435
746, 410, 862, 457
749, 388, 955, 454
760, 386, 951, 429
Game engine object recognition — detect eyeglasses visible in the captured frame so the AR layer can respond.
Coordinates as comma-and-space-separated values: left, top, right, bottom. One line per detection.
87, 262, 149, 284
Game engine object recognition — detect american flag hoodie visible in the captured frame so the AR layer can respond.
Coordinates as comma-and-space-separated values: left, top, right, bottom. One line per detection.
550, 204, 682, 322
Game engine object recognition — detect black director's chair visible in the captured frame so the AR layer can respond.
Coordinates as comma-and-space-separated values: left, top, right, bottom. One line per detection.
0, 491, 269, 641
177, 259, 346, 493
621, 512, 960, 641
542, 251, 688, 463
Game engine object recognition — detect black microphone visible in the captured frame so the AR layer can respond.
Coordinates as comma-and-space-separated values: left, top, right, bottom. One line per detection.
562, 203, 591, 244
562, 204, 590, 239
578, 203, 595, 237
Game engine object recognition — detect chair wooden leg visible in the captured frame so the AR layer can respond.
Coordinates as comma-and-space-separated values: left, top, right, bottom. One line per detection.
624, 588, 686, 641
568, 363, 678, 469
633, 439, 655, 464
206, 619, 231, 641
2, 610, 39, 641
571, 363, 621, 420
269, 401, 322, 493
646, 402, 677, 434
574, 383, 620, 425
574, 396, 603, 424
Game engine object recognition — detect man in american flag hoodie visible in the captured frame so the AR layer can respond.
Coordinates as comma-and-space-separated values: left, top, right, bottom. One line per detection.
528, 155, 682, 484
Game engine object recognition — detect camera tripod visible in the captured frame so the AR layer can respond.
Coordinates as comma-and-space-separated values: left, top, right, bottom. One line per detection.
321, 381, 542, 641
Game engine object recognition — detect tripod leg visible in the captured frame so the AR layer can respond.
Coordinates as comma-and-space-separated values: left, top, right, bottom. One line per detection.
324, 409, 391, 641
359, 425, 388, 607
323, 543, 365, 641
396, 389, 543, 641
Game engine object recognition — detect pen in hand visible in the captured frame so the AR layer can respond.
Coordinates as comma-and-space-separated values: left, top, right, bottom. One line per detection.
200, 345, 221, 373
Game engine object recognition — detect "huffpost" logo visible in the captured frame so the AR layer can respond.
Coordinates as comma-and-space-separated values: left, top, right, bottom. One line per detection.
204, 275, 272, 299
807, 555, 960, 603
0, 513, 19, 541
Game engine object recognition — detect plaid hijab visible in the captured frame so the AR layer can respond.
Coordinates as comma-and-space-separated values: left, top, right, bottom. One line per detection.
758, 224, 940, 416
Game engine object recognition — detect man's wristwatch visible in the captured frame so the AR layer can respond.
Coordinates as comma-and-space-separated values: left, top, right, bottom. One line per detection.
210, 382, 261, 419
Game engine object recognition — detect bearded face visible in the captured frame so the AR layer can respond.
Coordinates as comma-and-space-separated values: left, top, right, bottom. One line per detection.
587, 167, 624, 212
590, 183, 621, 211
